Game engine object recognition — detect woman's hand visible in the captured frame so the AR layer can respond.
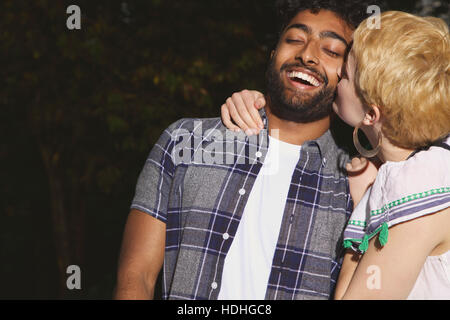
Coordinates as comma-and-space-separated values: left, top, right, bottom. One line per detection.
220, 89, 266, 135
346, 157, 379, 207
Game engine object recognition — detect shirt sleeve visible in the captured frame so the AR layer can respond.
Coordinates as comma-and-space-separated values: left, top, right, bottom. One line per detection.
130, 119, 185, 223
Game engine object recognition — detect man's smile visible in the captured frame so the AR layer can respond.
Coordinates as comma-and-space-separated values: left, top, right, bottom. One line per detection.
283, 67, 325, 92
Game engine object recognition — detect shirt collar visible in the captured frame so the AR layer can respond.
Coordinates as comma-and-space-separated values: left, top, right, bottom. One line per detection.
259, 107, 340, 164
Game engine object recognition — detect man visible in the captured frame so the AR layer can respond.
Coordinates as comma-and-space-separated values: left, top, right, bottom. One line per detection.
115, 0, 371, 300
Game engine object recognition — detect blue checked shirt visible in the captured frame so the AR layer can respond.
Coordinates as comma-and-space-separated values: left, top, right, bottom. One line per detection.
131, 108, 353, 300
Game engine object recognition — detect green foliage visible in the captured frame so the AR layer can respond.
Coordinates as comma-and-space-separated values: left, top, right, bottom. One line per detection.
0, 0, 276, 298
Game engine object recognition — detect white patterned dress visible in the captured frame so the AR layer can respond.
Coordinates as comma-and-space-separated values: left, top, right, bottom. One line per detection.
343, 136, 450, 299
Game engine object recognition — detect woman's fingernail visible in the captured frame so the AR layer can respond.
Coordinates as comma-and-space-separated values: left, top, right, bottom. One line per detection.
245, 129, 253, 136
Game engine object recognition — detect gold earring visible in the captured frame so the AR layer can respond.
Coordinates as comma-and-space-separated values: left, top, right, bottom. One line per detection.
353, 125, 382, 158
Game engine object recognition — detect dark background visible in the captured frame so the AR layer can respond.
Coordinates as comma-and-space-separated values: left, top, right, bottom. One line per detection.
1, 0, 448, 299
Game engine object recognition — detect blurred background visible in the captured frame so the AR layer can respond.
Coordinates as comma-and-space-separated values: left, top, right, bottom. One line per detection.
1, 0, 448, 299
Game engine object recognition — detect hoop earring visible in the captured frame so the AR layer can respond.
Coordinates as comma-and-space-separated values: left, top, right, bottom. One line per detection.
353, 126, 382, 158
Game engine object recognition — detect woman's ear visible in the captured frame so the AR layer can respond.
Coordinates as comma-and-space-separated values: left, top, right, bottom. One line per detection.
362, 105, 381, 126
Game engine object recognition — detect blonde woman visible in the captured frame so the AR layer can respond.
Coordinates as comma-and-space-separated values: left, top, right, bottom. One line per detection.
220, 11, 450, 299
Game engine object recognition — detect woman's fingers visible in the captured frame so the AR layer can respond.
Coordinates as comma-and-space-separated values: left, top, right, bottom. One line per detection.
220, 89, 266, 136
347, 157, 379, 206
255, 95, 266, 110
225, 96, 253, 135
221, 103, 241, 132
239, 90, 264, 133
346, 156, 369, 174
231, 91, 260, 135
248, 91, 265, 130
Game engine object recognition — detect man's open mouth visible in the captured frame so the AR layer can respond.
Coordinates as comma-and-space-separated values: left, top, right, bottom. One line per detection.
286, 70, 322, 88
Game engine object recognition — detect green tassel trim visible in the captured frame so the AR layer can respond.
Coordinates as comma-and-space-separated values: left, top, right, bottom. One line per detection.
358, 235, 369, 253
344, 222, 390, 252
343, 240, 353, 249
378, 222, 389, 247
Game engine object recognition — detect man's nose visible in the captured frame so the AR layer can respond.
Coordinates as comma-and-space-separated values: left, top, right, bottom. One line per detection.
296, 42, 319, 66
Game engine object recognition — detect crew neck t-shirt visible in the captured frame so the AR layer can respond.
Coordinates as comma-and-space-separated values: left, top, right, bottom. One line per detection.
218, 136, 302, 300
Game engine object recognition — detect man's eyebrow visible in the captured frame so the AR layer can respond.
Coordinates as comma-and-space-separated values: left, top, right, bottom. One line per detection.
320, 31, 349, 47
285, 23, 311, 34
285, 24, 349, 48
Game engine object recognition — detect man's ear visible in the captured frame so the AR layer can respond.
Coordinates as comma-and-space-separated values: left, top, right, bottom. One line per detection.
270, 50, 275, 59
362, 105, 381, 126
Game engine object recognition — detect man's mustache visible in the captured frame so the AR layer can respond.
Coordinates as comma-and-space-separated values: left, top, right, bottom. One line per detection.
280, 62, 329, 86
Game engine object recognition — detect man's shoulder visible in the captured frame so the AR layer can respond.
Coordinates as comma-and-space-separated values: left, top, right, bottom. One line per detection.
153, 116, 230, 160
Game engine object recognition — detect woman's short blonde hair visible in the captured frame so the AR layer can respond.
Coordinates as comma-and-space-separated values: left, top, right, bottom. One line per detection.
352, 11, 450, 149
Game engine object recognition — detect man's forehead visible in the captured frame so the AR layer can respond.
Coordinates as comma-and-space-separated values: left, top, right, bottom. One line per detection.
285, 9, 354, 41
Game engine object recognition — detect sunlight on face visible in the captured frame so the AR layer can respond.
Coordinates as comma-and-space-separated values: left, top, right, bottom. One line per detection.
267, 9, 354, 123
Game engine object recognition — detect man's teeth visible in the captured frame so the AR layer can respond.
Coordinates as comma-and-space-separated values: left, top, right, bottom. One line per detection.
287, 71, 320, 87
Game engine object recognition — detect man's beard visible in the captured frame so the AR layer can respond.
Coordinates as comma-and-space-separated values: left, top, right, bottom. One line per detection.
265, 57, 336, 123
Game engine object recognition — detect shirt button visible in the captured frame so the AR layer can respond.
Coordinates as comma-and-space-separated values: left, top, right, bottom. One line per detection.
211, 282, 218, 290
223, 233, 230, 240
255, 151, 262, 158
239, 188, 246, 195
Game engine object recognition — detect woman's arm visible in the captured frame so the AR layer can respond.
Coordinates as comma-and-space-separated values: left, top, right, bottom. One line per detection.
334, 250, 361, 300
341, 207, 450, 299
346, 157, 379, 208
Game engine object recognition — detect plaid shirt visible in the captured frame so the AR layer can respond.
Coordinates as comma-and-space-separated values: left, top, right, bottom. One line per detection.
131, 108, 353, 300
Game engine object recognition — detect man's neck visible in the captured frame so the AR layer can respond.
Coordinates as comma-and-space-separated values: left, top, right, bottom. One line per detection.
265, 105, 331, 146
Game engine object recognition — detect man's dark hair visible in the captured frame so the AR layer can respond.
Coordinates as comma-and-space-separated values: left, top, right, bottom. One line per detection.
275, 0, 383, 33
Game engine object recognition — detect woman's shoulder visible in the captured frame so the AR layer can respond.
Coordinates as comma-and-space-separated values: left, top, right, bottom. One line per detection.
370, 140, 450, 227
375, 139, 450, 203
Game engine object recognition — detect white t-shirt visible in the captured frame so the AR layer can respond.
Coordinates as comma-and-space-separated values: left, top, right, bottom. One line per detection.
218, 136, 301, 300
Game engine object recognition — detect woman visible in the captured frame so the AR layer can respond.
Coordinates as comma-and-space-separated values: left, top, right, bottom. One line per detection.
220, 11, 450, 299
